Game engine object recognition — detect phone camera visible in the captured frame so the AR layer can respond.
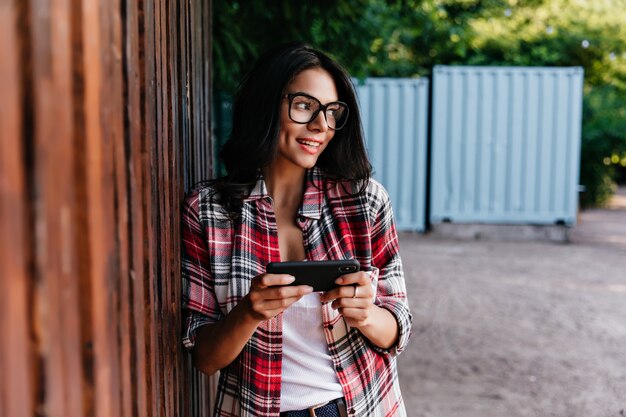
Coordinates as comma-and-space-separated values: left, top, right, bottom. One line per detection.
339, 266, 357, 273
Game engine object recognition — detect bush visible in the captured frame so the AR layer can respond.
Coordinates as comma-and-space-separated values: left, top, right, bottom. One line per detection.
580, 85, 626, 207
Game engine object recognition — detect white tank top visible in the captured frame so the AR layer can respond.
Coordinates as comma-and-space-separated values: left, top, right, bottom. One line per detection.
279, 292, 344, 411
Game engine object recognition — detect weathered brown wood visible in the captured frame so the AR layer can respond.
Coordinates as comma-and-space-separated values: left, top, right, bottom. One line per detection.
166, 1, 181, 415
125, 0, 149, 415
154, 0, 168, 414
142, 0, 159, 414
29, 0, 85, 416
184, 0, 217, 413
68, 1, 96, 417
81, 0, 122, 416
104, 0, 135, 416
0, 2, 34, 417
1, 0, 214, 415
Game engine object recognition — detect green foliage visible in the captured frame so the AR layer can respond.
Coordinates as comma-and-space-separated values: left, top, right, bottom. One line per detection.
213, 0, 626, 206
580, 85, 626, 205
213, 0, 375, 93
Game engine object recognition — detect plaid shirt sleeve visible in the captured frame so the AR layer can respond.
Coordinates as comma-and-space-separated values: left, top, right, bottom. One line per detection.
368, 183, 412, 356
181, 190, 224, 348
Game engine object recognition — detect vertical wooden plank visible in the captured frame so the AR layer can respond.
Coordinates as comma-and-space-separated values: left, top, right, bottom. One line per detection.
169, 3, 179, 414
143, 0, 160, 415
182, 0, 192, 190
160, 0, 172, 411
186, 0, 213, 187
154, 1, 167, 414
167, 1, 183, 415
180, 0, 192, 411
29, 0, 84, 415
68, 1, 96, 416
203, 0, 213, 181
124, 0, 151, 415
182, 0, 190, 185
186, 0, 216, 413
105, 0, 134, 415
81, 1, 123, 416
0, 1, 34, 416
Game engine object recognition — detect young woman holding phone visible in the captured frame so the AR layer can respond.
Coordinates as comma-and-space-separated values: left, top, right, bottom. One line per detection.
181, 42, 412, 417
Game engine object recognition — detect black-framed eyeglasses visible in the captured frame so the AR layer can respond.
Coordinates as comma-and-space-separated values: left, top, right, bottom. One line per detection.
284, 93, 349, 130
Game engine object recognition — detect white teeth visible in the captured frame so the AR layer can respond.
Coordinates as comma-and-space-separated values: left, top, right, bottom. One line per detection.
298, 139, 320, 147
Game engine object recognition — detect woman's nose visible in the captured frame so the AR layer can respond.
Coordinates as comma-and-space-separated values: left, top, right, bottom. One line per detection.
308, 110, 329, 132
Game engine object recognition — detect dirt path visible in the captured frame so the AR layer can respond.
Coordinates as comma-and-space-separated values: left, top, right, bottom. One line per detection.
397, 188, 626, 417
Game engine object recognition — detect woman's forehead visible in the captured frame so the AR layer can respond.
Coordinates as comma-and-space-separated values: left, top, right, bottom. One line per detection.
287, 68, 338, 103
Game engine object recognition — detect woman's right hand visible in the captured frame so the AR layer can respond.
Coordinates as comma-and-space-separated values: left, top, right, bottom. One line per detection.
244, 274, 313, 321
192, 273, 312, 375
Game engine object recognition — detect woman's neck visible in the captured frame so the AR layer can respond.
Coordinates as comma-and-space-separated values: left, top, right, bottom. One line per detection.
263, 163, 307, 209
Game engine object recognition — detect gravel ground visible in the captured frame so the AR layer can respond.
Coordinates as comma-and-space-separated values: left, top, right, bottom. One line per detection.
397, 188, 626, 417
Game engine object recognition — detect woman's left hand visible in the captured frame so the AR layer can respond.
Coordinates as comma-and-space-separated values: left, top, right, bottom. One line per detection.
320, 271, 374, 329
322, 271, 400, 349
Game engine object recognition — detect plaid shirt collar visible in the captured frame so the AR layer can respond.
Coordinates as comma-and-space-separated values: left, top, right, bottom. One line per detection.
245, 167, 325, 220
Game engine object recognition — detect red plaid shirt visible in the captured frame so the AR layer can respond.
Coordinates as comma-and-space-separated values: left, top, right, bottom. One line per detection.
182, 168, 412, 417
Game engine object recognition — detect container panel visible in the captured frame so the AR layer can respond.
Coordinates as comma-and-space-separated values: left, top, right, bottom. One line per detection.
354, 78, 430, 232
431, 66, 584, 225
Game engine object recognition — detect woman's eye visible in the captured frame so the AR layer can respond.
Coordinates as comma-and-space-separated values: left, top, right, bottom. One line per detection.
327, 105, 343, 117
294, 102, 311, 110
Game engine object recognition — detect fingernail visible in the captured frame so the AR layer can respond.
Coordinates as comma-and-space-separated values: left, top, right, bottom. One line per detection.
286, 275, 295, 283
335, 277, 344, 284
305, 286, 314, 293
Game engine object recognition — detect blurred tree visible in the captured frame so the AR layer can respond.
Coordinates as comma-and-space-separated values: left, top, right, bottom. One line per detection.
213, 0, 375, 92
213, 0, 626, 206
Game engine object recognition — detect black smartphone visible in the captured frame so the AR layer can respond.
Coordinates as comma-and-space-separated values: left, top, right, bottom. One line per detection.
265, 259, 360, 292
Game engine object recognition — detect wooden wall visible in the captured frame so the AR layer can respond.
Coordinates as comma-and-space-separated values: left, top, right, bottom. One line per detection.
0, 0, 214, 416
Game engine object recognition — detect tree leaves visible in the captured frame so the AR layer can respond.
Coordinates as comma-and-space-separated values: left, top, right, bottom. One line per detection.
213, 0, 626, 205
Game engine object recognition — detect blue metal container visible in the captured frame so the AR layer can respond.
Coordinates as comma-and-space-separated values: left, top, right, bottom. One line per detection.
354, 77, 430, 232
430, 66, 584, 226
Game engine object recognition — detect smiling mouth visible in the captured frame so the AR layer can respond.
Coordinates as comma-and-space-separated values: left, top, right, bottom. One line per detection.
296, 139, 321, 148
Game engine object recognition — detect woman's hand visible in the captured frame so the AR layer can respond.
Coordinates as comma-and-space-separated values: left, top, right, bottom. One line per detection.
244, 273, 314, 321
320, 271, 374, 328
320, 271, 399, 349
192, 273, 311, 375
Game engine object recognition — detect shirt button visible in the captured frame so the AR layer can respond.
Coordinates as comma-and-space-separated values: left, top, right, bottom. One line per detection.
336, 365, 343, 372
327, 324, 334, 330
297, 216, 306, 223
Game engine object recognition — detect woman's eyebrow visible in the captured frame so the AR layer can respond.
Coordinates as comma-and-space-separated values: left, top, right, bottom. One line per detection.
291, 91, 340, 104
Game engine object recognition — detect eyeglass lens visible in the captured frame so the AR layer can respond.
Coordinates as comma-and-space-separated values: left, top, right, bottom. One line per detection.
289, 94, 348, 130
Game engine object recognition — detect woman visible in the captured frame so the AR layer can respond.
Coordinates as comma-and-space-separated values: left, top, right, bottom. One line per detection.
182, 42, 412, 417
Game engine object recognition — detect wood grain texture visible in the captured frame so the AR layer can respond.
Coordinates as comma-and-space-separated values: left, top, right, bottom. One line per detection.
0, 2, 34, 417
1, 0, 214, 415
30, 0, 84, 415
